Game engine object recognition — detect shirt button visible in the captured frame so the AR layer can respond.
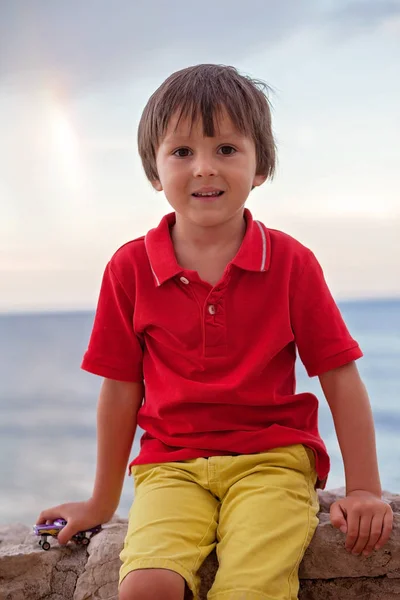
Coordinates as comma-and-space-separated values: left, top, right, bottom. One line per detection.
208, 304, 216, 315
180, 277, 189, 284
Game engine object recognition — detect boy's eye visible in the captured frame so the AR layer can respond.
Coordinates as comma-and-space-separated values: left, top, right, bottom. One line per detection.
173, 148, 191, 157
218, 146, 236, 155
172, 146, 236, 157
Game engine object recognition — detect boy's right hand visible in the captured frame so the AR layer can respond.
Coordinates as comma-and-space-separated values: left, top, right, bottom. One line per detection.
36, 498, 114, 545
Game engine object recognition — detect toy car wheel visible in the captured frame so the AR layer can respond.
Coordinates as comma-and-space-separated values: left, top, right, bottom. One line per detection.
81, 537, 89, 546
42, 541, 51, 551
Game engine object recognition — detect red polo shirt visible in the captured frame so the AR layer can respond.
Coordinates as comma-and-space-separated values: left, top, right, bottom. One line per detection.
81, 209, 362, 489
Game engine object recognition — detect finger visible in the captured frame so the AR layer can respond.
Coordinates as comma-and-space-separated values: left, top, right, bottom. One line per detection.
374, 507, 394, 551
345, 511, 361, 552
362, 513, 384, 556
330, 502, 347, 532
57, 522, 77, 545
36, 507, 61, 525
350, 514, 372, 555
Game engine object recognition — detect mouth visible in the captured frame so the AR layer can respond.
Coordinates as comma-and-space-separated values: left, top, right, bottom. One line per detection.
192, 191, 224, 198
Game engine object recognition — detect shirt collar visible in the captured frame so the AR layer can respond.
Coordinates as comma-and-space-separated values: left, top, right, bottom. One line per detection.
145, 208, 271, 287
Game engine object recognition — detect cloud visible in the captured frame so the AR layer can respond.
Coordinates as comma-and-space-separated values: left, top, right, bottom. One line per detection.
0, 0, 313, 94
2, 1, 399, 96
328, 0, 400, 32
3, 1, 398, 96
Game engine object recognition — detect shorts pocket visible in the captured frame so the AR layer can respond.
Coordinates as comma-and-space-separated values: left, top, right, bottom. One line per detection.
299, 445, 319, 495
301, 445, 316, 473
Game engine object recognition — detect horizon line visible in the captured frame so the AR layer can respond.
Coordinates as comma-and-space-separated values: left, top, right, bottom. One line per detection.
1, 295, 400, 318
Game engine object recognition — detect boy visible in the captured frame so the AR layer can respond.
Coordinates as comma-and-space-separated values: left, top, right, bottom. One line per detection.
38, 64, 393, 600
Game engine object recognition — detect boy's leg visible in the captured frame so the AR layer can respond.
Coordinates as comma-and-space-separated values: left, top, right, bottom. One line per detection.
119, 568, 186, 600
119, 459, 220, 600
208, 445, 319, 600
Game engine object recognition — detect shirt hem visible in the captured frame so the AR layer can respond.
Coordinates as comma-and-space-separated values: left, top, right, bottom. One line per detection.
306, 345, 363, 377
81, 357, 143, 383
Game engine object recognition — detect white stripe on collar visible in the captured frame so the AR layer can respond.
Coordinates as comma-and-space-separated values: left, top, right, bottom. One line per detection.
255, 221, 267, 271
144, 234, 160, 286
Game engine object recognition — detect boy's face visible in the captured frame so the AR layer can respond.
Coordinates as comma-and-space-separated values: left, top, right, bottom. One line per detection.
152, 109, 266, 229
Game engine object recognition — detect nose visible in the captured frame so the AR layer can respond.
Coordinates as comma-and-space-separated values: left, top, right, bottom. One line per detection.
192, 153, 218, 178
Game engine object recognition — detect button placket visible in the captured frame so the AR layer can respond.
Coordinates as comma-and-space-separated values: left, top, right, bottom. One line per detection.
203, 290, 227, 356
205, 285, 225, 321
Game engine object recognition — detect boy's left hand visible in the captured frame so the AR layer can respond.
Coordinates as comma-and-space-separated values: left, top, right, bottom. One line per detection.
330, 490, 393, 556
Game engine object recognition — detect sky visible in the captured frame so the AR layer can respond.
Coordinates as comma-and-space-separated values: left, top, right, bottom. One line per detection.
1, 0, 400, 312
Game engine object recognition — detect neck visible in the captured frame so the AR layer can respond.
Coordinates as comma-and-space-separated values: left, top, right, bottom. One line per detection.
171, 209, 246, 252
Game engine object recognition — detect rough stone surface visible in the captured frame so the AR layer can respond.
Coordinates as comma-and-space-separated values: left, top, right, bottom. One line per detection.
1, 491, 399, 600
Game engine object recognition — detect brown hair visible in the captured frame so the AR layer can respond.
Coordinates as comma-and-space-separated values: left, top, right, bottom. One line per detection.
138, 64, 276, 182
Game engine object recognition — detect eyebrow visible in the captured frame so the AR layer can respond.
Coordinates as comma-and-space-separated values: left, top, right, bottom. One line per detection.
163, 131, 246, 144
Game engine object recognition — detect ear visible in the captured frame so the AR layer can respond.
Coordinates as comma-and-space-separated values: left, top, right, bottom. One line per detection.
252, 174, 268, 188
151, 179, 163, 192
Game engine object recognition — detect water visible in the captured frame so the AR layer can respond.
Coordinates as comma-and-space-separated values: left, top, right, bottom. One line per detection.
1, 300, 399, 526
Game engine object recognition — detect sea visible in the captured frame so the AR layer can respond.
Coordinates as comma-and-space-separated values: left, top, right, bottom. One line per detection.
0, 299, 399, 527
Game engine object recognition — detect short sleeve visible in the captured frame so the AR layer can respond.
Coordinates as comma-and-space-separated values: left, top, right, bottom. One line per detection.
290, 251, 363, 377
81, 262, 143, 382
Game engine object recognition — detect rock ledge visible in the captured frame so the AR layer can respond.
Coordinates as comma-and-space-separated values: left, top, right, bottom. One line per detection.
1, 489, 399, 600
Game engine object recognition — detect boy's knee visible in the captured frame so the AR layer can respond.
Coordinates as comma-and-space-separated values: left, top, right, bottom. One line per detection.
119, 568, 186, 600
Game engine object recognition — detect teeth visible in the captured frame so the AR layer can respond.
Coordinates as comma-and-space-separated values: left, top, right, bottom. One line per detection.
194, 191, 221, 197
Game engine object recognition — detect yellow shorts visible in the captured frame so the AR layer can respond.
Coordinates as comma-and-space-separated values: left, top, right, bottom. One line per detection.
120, 444, 319, 600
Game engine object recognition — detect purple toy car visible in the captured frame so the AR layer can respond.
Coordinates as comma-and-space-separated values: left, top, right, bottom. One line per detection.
33, 518, 102, 551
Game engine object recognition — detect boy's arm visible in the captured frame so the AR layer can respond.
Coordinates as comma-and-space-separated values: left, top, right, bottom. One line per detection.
91, 378, 143, 513
319, 362, 393, 556
37, 378, 143, 544
319, 361, 381, 496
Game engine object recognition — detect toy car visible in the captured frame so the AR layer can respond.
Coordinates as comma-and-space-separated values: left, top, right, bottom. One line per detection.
33, 518, 102, 551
